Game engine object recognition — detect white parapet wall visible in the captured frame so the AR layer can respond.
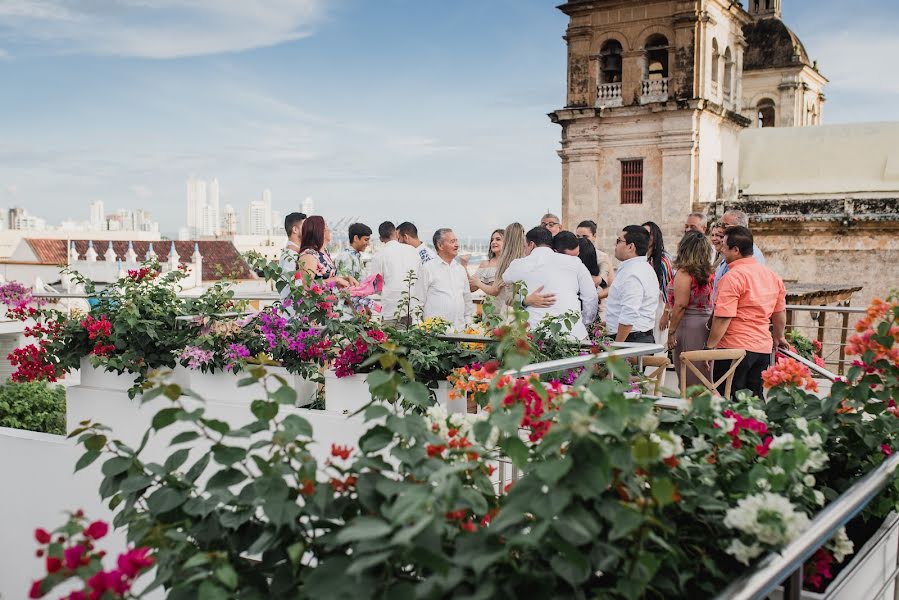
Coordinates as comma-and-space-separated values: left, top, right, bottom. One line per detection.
0, 376, 370, 598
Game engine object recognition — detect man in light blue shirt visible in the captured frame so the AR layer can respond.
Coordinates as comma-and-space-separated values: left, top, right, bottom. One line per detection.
713, 210, 766, 295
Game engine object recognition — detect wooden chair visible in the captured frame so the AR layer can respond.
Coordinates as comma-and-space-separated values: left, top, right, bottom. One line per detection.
642, 356, 670, 396
679, 349, 746, 399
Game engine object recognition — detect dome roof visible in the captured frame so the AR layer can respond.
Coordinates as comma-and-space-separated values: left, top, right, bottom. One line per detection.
742, 17, 811, 70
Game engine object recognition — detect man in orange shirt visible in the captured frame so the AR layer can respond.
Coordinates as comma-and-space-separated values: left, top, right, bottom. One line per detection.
706, 226, 788, 398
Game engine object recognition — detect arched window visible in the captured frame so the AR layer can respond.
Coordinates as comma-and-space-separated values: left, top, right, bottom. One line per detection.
599, 40, 623, 84
723, 47, 733, 100
645, 34, 669, 80
757, 98, 775, 127
711, 39, 720, 85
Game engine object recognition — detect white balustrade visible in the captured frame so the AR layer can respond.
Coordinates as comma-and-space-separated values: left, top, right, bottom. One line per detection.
640, 77, 669, 104
596, 82, 623, 108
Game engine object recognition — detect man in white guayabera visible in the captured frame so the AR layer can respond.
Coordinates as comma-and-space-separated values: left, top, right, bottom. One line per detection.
502, 226, 598, 340
367, 221, 421, 324
415, 228, 473, 330
279, 212, 306, 302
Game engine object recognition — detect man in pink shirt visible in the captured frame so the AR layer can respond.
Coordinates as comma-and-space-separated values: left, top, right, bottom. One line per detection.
706, 226, 788, 398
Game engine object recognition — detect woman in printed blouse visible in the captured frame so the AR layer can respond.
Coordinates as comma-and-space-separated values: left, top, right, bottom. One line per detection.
297, 216, 356, 289
666, 231, 715, 389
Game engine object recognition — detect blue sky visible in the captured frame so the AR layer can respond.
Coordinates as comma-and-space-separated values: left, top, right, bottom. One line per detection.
0, 0, 897, 239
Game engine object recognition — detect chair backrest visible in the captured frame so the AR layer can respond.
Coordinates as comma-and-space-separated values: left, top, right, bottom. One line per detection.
679, 349, 746, 399
642, 356, 670, 396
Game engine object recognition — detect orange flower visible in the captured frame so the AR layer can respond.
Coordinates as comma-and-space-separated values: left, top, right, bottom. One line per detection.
762, 357, 818, 392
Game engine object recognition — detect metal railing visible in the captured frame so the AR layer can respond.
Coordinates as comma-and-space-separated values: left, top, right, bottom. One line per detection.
510, 343, 665, 377
785, 304, 866, 375
714, 450, 899, 600
778, 348, 839, 383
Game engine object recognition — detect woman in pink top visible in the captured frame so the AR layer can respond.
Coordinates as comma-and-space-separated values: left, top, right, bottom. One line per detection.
666, 231, 714, 389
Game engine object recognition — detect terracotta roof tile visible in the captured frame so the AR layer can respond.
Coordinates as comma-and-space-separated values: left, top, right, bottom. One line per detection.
24, 239, 256, 281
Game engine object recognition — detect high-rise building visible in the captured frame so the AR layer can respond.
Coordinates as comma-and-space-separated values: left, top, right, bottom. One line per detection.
186, 177, 208, 237
89, 201, 105, 230
203, 178, 220, 236
246, 200, 270, 235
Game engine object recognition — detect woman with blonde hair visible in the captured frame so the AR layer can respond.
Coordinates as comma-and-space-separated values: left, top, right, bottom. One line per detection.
470, 228, 504, 291
666, 231, 715, 389
471, 222, 553, 314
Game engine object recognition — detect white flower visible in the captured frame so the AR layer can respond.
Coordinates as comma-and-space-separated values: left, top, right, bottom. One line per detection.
794, 417, 809, 434
829, 527, 854, 563
638, 412, 660, 432
691, 436, 710, 452
748, 406, 767, 421
791, 483, 804, 496
803, 474, 816, 487
448, 412, 466, 428
715, 417, 737, 433
726, 538, 764, 566
813, 490, 825, 506
802, 433, 823, 449
801, 450, 828, 473
862, 411, 876, 422
756, 478, 771, 491
724, 492, 811, 546
651, 432, 684, 459
710, 395, 724, 413
770, 466, 785, 476
769, 433, 796, 450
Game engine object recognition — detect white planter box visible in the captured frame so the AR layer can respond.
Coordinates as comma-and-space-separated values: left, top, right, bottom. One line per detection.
769, 512, 899, 600
324, 369, 372, 414
79, 357, 137, 391
187, 367, 317, 406
434, 380, 466, 414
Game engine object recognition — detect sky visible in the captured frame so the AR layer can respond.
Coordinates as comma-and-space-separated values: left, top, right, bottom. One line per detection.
0, 0, 897, 239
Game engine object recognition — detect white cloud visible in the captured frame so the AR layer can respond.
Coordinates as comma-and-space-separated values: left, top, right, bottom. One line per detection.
130, 184, 152, 199
0, 48, 10, 60
0, 0, 330, 59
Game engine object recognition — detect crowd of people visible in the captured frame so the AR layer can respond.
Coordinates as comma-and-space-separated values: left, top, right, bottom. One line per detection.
278, 209, 787, 398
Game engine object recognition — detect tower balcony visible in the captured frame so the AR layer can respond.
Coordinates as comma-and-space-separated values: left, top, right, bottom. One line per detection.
596, 82, 623, 108
640, 77, 669, 104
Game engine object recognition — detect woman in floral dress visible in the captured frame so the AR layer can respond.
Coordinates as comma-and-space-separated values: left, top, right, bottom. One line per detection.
297, 216, 355, 289
666, 231, 715, 389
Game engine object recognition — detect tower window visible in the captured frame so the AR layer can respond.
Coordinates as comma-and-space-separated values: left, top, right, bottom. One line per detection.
645, 34, 669, 80
757, 98, 776, 127
717, 162, 724, 199
711, 39, 720, 85
600, 40, 623, 84
620, 159, 644, 205
723, 47, 733, 100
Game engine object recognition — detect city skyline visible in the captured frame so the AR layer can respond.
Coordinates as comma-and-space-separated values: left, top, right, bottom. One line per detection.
1, 1, 898, 238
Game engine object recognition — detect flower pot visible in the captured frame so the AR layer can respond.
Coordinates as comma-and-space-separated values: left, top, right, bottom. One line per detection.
187, 367, 300, 405
769, 512, 899, 600
324, 369, 372, 415
435, 380, 466, 414
78, 357, 137, 392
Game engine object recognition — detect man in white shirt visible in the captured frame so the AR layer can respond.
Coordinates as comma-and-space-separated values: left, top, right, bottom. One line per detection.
398, 221, 437, 264
278, 212, 306, 302
503, 226, 598, 340
367, 221, 421, 322
605, 225, 660, 343
415, 228, 473, 330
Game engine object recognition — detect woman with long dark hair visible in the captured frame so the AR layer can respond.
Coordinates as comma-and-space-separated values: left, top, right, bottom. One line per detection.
667, 231, 714, 388
297, 216, 354, 289
642, 221, 675, 344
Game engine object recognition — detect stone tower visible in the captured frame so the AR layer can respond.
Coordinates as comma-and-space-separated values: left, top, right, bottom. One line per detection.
741, 1, 827, 128
550, 0, 753, 250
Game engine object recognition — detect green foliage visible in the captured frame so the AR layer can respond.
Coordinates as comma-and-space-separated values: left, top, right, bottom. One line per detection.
0, 380, 66, 435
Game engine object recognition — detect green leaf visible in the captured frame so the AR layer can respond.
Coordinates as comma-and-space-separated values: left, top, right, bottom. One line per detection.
101, 456, 131, 477
271, 385, 297, 406
164, 448, 191, 471
606, 503, 644, 541
211, 445, 246, 466
215, 564, 238, 590
346, 550, 393, 576
185, 453, 210, 483
84, 434, 107, 451
152, 408, 180, 430
264, 498, 300, 527
146, 487, 187, 515
207, 468, 245, 489
119, 474, 153, 494
335, 516, 393, 544
251, 399, 279, 421
631, 435, 660, 466
652, 477, 676, 507
364, 404, 390, 421
198, 580, 229, 600
360, 425, 393, 453
170, 431, 200, 445
282, 414, 313, 439
74, 450, 100, 472
500, 436, 529, 469
183, 553, 210, 569
398, 382, 430, 408
533, 455, 572, 485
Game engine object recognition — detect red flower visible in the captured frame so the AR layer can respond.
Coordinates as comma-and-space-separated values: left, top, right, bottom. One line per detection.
426, 444, 445, 458
663, 456, 679, 468
28, 579, 43, 598
330, 444, 352, 460
64, 592, 86, 600
460, 520, 477, 533
882, 444, 892, 456
34, 528, 51, 544
299, 479, 316, 496
483, 360, 499, 375
45, 556, 62, 574
84, 520, 109, 540
756, 436, 773, 458
116, 547, 155, 579
64, 544, 86, 570
444, 510, 466, 522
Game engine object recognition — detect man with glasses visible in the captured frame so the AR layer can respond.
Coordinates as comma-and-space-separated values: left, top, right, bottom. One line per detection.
575, 219, 614, 289
540, 213, 562, 237
684, 212, 708, 235
605, 225, 659, 343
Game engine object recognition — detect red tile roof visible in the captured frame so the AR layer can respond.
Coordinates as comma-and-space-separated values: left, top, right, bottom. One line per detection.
24, 239, 256, 281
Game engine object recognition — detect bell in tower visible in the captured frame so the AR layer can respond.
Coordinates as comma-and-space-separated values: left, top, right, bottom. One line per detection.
749, 0, 782, 20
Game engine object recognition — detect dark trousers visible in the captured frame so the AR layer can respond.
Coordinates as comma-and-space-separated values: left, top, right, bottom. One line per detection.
713, 350, 770, 399
623, 330, 655, 344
